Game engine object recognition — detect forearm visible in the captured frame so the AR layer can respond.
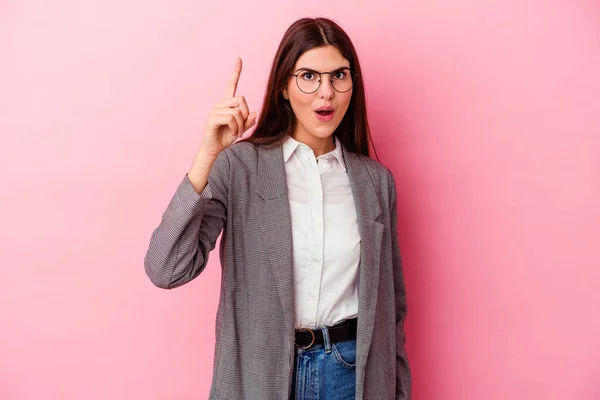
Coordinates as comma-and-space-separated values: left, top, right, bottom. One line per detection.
144, 176, 213, 289
145, 150, 230, 289
187, 146, 218, 195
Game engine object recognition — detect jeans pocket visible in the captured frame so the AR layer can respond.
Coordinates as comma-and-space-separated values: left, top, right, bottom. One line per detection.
331, 339, 357, 370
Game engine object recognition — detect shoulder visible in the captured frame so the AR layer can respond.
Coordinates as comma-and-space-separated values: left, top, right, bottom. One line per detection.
224, 140, 259, 160
218, 141, 261, 170
350, 152, 397, 191
357, 153, 392, 175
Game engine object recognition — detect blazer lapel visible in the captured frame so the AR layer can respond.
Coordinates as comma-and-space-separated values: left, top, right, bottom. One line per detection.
255, 144, 296, 332
342, 148, 384, 379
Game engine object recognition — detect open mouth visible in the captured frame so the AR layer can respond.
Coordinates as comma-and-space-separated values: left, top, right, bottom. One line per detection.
315, 107, 335, 121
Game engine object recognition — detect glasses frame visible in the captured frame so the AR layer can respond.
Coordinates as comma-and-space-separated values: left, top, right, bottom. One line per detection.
289, 68, 356, 94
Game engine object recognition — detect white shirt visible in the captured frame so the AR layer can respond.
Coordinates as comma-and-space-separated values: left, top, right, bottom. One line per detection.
282, 135, 361, 329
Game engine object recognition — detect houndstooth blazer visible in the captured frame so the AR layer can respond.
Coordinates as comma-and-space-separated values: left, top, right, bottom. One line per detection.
144, 140, 411, 399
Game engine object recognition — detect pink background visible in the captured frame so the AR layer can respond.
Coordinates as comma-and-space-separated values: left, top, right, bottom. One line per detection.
1, 0, 599, 399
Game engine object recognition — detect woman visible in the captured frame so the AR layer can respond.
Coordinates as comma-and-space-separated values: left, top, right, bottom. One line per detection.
144, 17, 411, 400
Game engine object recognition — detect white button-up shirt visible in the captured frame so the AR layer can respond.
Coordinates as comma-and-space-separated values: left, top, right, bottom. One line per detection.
282, 135, 361, 329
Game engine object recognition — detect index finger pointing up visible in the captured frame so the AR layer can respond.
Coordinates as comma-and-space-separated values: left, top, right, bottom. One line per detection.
226, 58, 242, 98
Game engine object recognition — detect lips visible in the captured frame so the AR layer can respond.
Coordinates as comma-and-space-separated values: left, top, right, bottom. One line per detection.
315, 106, 334, 122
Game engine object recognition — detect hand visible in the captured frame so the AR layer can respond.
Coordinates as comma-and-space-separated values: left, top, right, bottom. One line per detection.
200, 58, 258, 159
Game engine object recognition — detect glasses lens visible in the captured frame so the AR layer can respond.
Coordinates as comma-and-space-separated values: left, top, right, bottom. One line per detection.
296, 70, 320, 93
331, 69, 354, 93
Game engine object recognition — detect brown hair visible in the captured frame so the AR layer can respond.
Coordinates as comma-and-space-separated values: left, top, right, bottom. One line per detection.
244, 17, 375, 157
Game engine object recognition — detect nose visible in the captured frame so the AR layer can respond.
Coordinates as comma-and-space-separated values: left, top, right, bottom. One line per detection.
317, 74, 335, 100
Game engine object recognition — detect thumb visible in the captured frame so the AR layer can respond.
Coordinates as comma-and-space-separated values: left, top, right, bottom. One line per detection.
244, 112, 258, 132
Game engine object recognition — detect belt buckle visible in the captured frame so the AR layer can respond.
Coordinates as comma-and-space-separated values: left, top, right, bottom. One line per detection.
295, 328, 315, 350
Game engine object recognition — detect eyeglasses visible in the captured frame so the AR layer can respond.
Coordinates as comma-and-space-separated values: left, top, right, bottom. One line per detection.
289, 68, 356, 94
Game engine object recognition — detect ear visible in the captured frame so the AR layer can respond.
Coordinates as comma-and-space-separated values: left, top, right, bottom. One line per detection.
282, 87, 289, 100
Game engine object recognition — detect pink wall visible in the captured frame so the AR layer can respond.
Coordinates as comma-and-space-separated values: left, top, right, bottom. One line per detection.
1, 0, 599, 399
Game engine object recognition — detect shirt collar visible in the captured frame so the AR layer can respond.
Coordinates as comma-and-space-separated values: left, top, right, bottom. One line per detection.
282, 135, 301, 163
329, 137, 346, 170
282, 135, 347, 171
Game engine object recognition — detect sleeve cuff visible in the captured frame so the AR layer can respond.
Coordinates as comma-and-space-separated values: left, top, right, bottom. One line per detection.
176, 174, 213, 217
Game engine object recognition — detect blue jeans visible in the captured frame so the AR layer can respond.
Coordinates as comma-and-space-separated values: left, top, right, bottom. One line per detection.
290, 325, 357, 399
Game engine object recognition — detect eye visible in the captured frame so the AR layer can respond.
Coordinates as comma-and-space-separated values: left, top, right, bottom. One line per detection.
333, 70, 347, 80
299, 71, 317, 81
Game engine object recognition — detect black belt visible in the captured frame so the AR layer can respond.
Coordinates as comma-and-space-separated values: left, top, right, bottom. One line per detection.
294, 318, 357, 350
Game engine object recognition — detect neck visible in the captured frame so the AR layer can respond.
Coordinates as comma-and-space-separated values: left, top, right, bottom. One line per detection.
292, 130, 335, 158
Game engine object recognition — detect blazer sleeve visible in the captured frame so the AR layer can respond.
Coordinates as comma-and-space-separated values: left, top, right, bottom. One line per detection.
388, 170, 412, 399
144, 150, 230, 289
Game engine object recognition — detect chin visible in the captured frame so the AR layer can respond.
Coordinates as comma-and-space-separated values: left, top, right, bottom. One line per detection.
310, 131, 335, 139
310, 125, 338, 139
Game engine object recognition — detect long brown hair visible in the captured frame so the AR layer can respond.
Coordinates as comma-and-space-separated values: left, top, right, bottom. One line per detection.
244, 17, 375, 157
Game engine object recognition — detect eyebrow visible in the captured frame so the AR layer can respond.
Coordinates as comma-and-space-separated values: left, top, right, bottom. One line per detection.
294, 66, 351, 73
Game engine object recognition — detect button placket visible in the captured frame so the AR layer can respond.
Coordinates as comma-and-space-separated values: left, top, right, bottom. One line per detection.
305, 154, 325, 326
315, 167, 325, 324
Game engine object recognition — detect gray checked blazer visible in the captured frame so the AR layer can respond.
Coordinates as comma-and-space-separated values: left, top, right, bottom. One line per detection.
144, 140, 411, 399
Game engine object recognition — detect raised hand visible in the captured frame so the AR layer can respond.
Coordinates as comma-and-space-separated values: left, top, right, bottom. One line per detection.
200, 58, 258, 159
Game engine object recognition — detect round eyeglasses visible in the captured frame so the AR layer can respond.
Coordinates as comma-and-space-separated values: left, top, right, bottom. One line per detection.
289, 68, 356, 94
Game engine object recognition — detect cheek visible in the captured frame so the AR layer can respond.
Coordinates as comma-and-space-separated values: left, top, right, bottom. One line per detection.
338, 94, 353, 115
289, 94, 314, 117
